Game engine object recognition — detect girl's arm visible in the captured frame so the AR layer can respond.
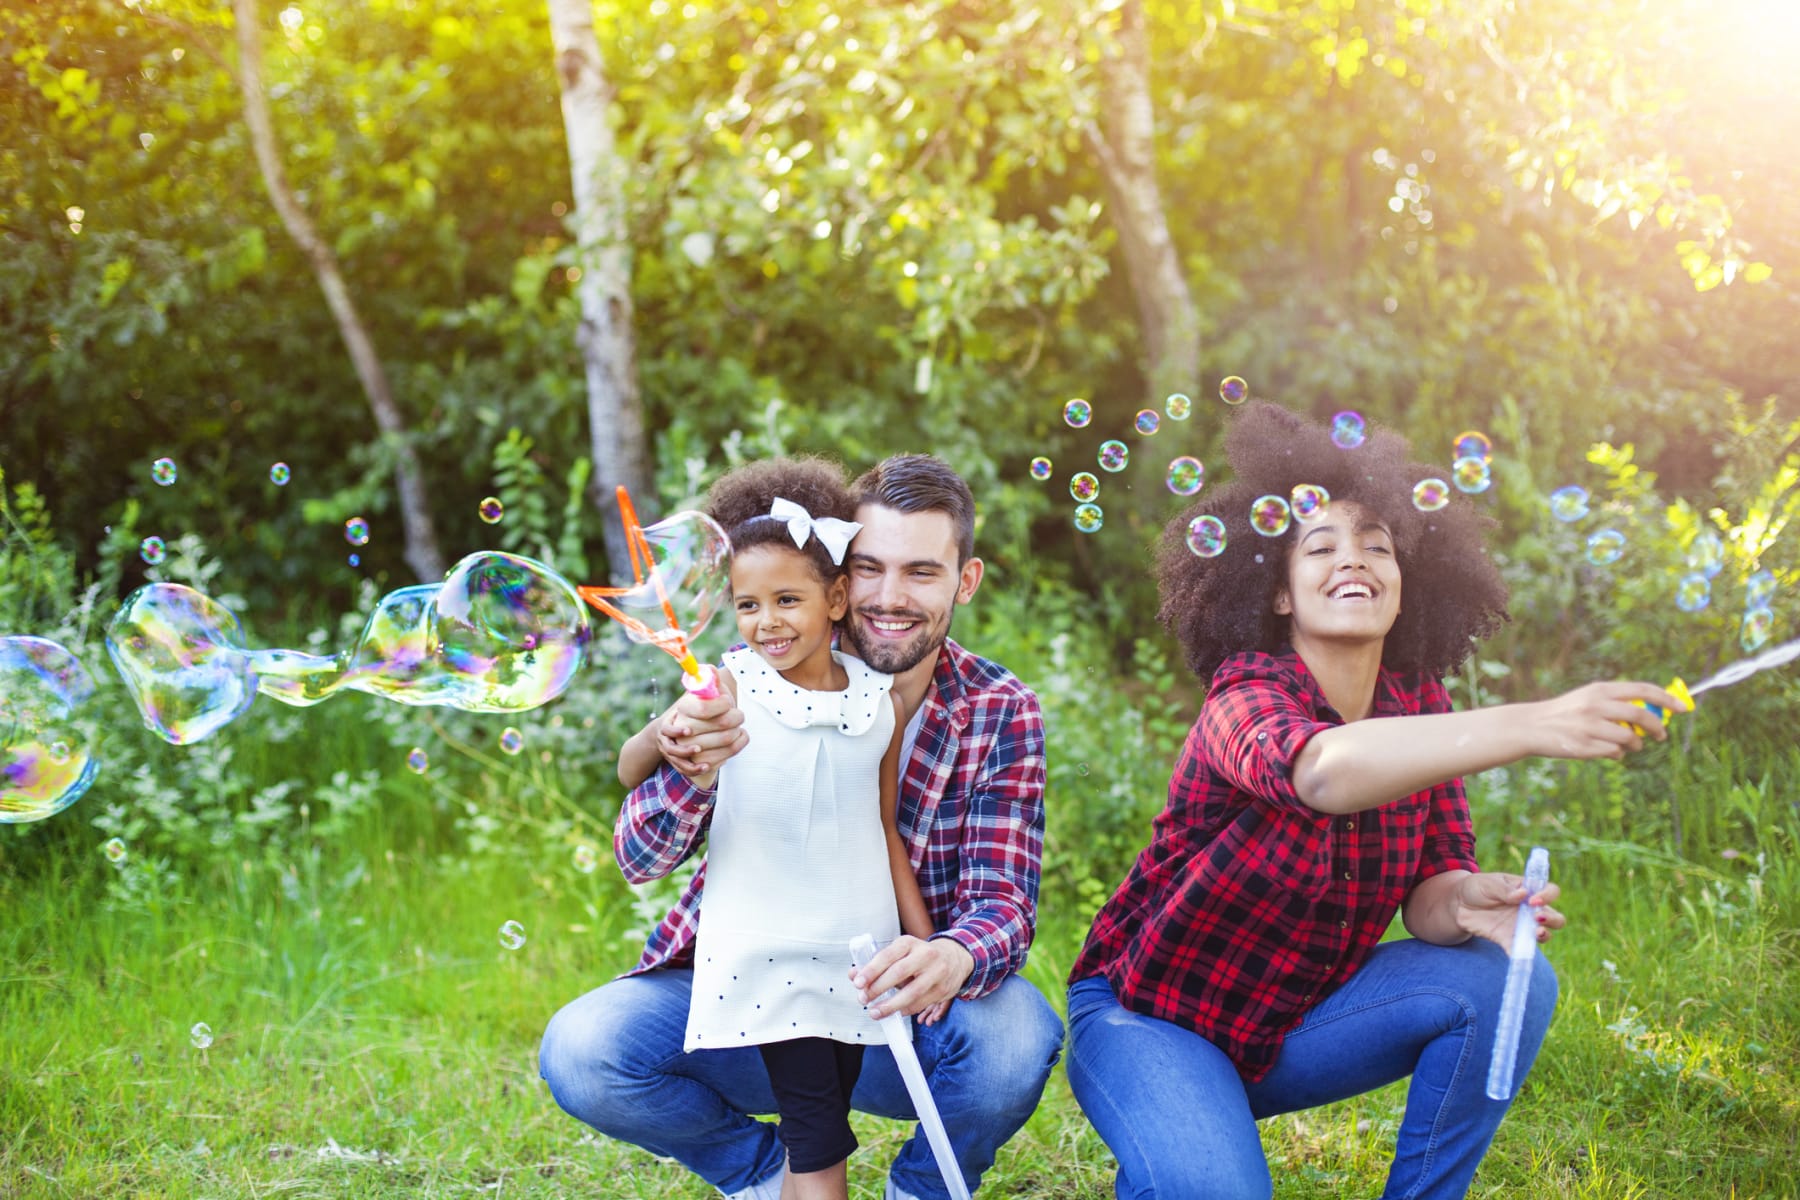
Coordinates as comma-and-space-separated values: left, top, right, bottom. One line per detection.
881, 693, 934, 941
616, 668, 737, 790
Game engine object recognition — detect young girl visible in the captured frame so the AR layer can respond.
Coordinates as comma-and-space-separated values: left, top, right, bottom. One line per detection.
617, 456, 935, 1200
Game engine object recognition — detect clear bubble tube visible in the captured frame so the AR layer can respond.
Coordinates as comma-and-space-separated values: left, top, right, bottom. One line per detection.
1485, 846, 1550, 1102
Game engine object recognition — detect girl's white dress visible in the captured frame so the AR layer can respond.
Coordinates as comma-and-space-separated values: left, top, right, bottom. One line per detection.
684, 645, 899, 1052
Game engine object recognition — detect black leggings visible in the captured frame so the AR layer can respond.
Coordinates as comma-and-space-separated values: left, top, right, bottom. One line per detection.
759, 1037, 866, 1173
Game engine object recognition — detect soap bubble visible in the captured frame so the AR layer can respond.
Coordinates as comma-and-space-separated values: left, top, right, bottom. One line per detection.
1676, 573, 1711, 613
1746, 569, 1777, 609
499, 727, 524, 755
1135, 409, 1161, 435
1070, 472, 1100, 503
573, 844, 598, 874
345, 517, 371, 546
1548, 486, 1589, 522
139, 536, 167, 565
1097, 441, 1129, 473
406, 747, 429, 774
576, 513, 730, 663
1289, 484, 1330, 523
1250, 495, 1292, 537
104, 836, 127, 863
1219, 376, 1248, 405
348, 554, 361, 568
1585, 529, 1626, 566
1186, 515, 1227, 558
1330, 411, 1366, 450
1451, 455, 1491, 494
106, 585, 258, 744
269, 462, 290, 486
1073, 503, 1104, 533
1063, 399, 1092, 428
1742, 607, 1775, 653
1, 637, 100, 825
479, 497, 505, 525
498, 919, 527, 950
1453, 430, 1493, 462
1166, 457, 1204, 496
152, 457, 177, 486
190, 1022, 213, 1049
1029, 457, 1052, 481
1687, 531, 1725, 579
1165, 393, 1192, 421
1412, 479, 1450, 512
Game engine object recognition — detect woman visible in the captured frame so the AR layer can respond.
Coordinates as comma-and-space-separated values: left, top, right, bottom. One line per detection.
1066, 403, 1683, 1200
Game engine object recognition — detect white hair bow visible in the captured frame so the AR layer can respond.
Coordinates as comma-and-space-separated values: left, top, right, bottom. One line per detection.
768, 496, 862, 565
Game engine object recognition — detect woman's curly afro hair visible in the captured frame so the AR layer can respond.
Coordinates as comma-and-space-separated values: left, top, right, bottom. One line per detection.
705, 455, 857, 585
1158, 401, 1509, 685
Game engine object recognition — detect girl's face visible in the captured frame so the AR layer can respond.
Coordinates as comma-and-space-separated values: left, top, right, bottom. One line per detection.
1273, 500, 1403, 650
731, 545, 849, 675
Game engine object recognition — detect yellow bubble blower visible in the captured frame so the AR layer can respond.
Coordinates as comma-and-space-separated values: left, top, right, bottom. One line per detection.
1625, 676, 1694, 737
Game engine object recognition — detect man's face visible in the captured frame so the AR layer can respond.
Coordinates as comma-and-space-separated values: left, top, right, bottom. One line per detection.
841, 504, 979, 676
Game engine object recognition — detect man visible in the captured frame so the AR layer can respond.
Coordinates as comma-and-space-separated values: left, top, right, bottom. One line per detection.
538, 455, 1060, 1200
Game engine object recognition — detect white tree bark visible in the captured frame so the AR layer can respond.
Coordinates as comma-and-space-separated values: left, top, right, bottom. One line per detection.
231, 0, 445, 582
545, 0, 652, 582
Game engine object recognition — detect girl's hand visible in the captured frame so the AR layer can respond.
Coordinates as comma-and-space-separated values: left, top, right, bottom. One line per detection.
657, 689, 748, 778
1520, 680, 1687, 760
1455, 871, 1566, 951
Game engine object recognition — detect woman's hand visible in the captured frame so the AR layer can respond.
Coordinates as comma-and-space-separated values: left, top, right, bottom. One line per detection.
1518, 680, 1688, 760
1455, 871, 1565, 951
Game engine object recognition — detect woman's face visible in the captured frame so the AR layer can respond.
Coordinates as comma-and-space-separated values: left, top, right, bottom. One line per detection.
1273, 500, 1402, 651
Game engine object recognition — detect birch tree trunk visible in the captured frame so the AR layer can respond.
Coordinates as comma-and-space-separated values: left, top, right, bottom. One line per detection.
1086, 0, 1202, 402
231, 0, 445, 582
545, 0, 652, 582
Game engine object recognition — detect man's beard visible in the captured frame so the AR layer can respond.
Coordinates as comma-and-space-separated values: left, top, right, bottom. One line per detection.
844, 608, 949, 675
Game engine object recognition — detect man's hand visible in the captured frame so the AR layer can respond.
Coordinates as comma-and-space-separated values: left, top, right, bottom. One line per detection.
658, 689, 748, 779
849, 935, 974, 1025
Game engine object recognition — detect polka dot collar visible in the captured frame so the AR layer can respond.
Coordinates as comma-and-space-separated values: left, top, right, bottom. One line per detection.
723, 645, 892, 735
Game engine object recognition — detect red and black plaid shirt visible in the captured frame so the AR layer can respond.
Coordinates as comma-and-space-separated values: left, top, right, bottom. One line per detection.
1069, 648, 1478, 1081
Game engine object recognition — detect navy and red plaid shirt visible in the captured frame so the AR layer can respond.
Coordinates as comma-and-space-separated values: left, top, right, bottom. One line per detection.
617, 637, 1046, 999
1069, 648, 1479, 1081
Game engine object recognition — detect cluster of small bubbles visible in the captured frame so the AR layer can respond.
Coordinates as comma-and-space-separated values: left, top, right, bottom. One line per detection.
1250, 495, 1292, 537
1453, 430, 1493, 462
1073, 503, 1104, 534
573, 844, 598, 874
406, 747, 429, 774
104, 837, 127, 864
1186, 515, 1227, 558
1548, 486, 1589, 523
1165, 393, 1192, 420
498, 919, 527, 950
1219, 376, 1248, 405
345, 517, 371, 546
1411, 479, 1450, 513
1742, 607, 1775, 653
499, 727, 525, 755
1675, 573, 1711, 613
140, 536, 167, 565
1451, 455, 1492, 494
1070, 472, 1100, 502
1330, 411, 1366, 450
269, 462, 291, 486
190, 1021, 213, 1050
1029, 456, 1052, 481
1134, 410, 1161, 436
1290, 484, 1330, 522
1097, 441, 1130, 473
152, 457, 177, 486
1166, 457, 1204, 496
1585, 529, 1626, 566
479, 497, 505, 525
1747, 569, 1777, 609
1687, 532, 1725, 579
1063, 398, 1092, 428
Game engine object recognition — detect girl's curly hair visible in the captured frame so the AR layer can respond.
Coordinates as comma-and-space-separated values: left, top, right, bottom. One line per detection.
1158, 401, 1509, 685
706, 456, 857, 584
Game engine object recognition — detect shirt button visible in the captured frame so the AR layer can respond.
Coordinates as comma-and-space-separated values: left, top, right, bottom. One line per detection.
1342, 871, 1352, 880
1256, 732, 1268, 743
1302, 994, 1313, 1003
1340, 920, 1349, 929
1344, 819, 1356, 831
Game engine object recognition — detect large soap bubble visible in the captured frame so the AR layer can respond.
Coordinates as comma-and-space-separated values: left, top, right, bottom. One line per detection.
1, 637, 102, 823
578, 510, 731, 662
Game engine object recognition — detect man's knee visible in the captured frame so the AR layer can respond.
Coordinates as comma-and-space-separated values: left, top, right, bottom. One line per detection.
937, 975, 1064, 1105
539, 985, 647, 1129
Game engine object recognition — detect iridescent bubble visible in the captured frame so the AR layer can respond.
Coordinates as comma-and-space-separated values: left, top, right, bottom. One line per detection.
345, 517, 371, 546
1063, 399, 1092, 428
479, 497, 505, 525
1, 636, 101, 824
1166, 457, 1204, 496
499, 726, 524, 755
1451, 455, 1492, 494
1676, 573, 1711, 613
1219, 376, 1248, 405
1330, 411, 1366, 450
1165, 393, 1192, 421
1585, 529, 1626, 566
103, 836, 127, 863
140, 536, 167, 565
498, 919, 527, 950
406, 747, 429, 774
1070, 472, 1100, 503
269, 462, 291, 486
190, 1022, 213, 1049
152, 457, 177, 486
1548, 486, 1589, 522
576, 512, 733, 663
573, 844, 598, 874
1186, 515, 1227, 558
1687, 532, 1725, 579
1097, 441, 1129, 473
1412, 479, 1451, 512
1742, 607, 1775, 653
1135, 409, 1161, 436
1074, 503, 1104, 533
1746, 569, 1777, 609
1029, 456, 1053, 481
348, 554, 361, 568
1290, 484, 1330, 523
1453, 430, 1493, 462
1250, 495, 1292, 537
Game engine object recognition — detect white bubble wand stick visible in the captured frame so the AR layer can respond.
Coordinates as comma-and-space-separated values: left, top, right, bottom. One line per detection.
1485, 845, 1550, 1102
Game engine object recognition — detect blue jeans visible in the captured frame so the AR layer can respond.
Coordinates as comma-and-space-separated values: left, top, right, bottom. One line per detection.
1066, 938, 1558, 1200
540, 968, 1064, 1198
